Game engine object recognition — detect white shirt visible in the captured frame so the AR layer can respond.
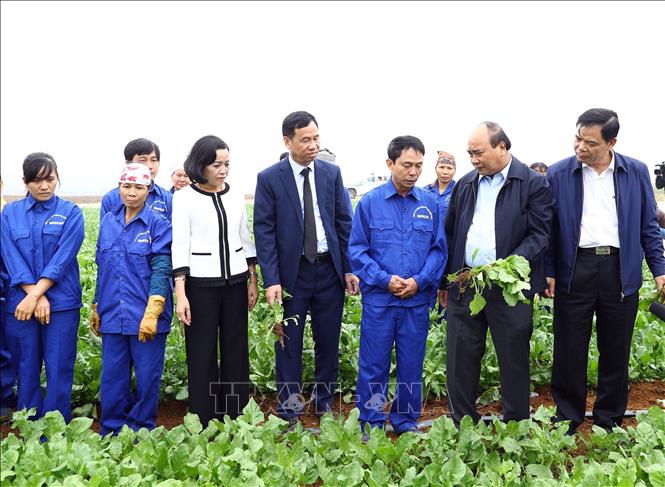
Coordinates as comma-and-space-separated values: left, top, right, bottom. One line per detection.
171, 184, 256, 278
465, 158, 512, 267
579, 152, 620, 248
289, 155, 328, 253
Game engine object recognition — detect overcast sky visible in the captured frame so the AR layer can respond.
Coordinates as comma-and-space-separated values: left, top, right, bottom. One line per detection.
2, 1, 664, 196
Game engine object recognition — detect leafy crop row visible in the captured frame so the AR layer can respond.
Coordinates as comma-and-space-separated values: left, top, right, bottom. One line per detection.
3, 405, 665, 486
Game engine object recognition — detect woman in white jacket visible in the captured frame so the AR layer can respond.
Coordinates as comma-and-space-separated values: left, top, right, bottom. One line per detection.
172, 135, 258, 425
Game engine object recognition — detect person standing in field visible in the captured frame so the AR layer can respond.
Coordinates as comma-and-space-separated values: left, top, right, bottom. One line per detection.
253, 111, 358, 429
100, 138, 173, 219
544, 108, 665, 434
424, 150, 457, 220
91, 163, 173, 436
530, 162, 548, 176
169, 166, 191, 193
440, 122, 554, 426
171, 135, 258, 426
1, 153, 85, 422
0, 176, 18, 420
349, 135, 446, 440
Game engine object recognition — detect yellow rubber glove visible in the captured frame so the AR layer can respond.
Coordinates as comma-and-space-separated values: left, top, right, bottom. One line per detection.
138, 295, 166, 342
90, 303, 101, 337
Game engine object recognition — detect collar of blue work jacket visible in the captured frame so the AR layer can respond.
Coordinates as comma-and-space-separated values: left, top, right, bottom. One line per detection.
25, 193, 57, 210
427, 179, 456, 194
113, 200, 152, 226
384, 177, 422, 201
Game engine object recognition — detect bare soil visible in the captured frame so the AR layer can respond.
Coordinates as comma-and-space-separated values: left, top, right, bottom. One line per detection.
3, 381, 663, 439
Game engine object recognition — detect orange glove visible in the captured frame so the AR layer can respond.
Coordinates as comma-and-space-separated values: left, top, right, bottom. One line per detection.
90, 303, 101, 337
138, 295, 166, 342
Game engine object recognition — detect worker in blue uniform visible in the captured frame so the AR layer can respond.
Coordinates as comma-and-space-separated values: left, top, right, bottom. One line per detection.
424, 150, 457, 310
1, 180, 18, 419
348, 136, 446, 438
1, 153, 84, 422
424, 150, 457, 221
91, 163, 173, 436
100, 138, 173, 219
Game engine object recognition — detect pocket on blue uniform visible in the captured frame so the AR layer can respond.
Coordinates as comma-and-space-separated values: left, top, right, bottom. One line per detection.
369, 219, 394, 243
127, 243, 151, 273
42, 224, 64, 238
412, 220, 433, 248
10, 226, 29, 241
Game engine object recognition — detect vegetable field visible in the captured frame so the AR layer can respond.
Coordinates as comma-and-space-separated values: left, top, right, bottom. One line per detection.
2, 207, 665, 486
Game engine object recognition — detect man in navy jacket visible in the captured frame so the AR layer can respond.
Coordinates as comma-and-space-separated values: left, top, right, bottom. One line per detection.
544, 108, 665, 434
439, 122, 554, 426
254, 111, 358, 426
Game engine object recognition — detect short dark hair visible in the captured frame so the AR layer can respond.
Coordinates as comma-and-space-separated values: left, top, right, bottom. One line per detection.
282, 111, 318, 139
530, 162, 548, 172
124, 138, 161, 162
184, 135, 229, 184
576, 108, 620, 142
387, 136, 425, 162
482, 121, 511, 151
23, 152, 59, 184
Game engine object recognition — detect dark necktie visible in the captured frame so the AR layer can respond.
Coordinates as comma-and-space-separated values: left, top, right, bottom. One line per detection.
301, 167, 317, 263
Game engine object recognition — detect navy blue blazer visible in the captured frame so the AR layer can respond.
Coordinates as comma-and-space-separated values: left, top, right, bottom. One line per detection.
254, 158, 353, 292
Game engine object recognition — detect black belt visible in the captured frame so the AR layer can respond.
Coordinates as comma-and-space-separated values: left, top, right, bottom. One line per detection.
301, 252, 331, 262
577, 246, 619, 255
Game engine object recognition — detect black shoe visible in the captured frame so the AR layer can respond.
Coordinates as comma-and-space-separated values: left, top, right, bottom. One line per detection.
286, 416, 301, 432
315, 406, 335, 418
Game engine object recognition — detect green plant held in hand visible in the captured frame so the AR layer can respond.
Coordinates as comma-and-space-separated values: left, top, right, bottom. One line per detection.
267, 289, 299, 349
447, 251, 531, 316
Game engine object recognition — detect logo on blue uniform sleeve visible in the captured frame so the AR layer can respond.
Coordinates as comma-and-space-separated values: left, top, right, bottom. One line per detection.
134, 231, 152, 243
45, 214, 68, 225
412, 206, 433, 220
150, 200, 167, 214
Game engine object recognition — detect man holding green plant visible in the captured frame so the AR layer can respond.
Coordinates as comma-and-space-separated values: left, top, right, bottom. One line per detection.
440, 122, 554, 427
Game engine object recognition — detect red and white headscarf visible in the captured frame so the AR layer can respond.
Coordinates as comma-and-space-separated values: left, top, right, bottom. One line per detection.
119, 163, 152, 186
436, 151, 456, 167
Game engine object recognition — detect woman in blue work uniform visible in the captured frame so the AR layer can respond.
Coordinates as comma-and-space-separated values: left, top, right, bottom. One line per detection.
90, 163, 173, 436
0, 153, 85, 422
425, 151, 456, 311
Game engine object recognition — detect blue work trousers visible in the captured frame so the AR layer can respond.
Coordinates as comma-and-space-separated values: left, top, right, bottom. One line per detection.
4, 308, 80, 421
0, 299, 18, 409
100, 332, 167, 436
356, 303, 429, 433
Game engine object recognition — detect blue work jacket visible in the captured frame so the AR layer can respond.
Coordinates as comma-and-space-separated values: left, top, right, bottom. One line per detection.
100, 183, 172, 221
546, 152, 665, 296
96, 204, 173, 334
0, 195, 84, 313
348, 179, 447, 307
424, 179, 456, 222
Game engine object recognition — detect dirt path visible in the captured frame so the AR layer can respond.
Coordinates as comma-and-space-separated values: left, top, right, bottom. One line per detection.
7, 381, 662, 438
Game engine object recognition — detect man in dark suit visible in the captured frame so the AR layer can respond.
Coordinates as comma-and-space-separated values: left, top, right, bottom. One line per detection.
439, 121, 554, 426
254, 111, 358, 426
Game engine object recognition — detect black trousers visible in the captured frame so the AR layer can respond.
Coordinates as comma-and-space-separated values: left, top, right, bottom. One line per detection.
184, 281, 249, 425
551, 251, 638, 431
446, 286, 533, 425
